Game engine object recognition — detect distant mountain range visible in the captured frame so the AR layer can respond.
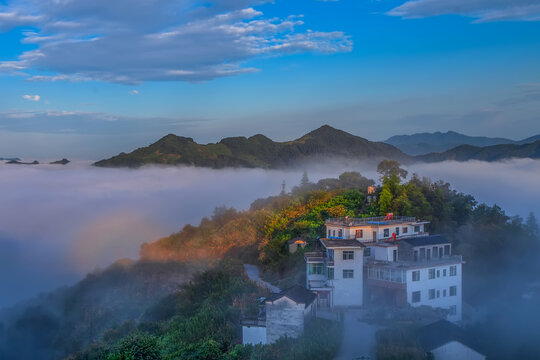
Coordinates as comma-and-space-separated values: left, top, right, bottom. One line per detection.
418, 141, 540, 163
94, 126, 540, 168
385, 131, 540, 156
94, 125, 410, 168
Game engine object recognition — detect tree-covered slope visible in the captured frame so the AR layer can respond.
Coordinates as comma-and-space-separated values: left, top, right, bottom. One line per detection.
94, 125, 411, 168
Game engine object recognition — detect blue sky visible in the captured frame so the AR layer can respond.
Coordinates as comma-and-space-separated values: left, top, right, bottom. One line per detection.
1, 0, 540, 158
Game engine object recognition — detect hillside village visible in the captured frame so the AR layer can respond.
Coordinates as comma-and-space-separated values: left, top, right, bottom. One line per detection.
241, 214, 479, 359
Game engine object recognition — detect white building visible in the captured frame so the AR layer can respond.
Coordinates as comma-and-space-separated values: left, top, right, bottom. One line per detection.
305, 216, 463, 322
242, 286, 317, 345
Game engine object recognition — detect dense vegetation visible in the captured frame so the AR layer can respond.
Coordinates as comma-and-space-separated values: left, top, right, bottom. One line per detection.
94, 125, 410, 168
1, 161, 539, 359
0, 261, 197, 360
70, 261, 342, 360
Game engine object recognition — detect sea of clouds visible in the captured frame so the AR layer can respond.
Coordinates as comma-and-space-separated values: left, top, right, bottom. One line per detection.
0, 159, 538, 308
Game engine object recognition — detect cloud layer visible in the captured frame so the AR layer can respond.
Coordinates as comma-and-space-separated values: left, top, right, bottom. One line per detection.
389, 0, 540, 22
1, 159, 538, 308
0, 0, 352, 84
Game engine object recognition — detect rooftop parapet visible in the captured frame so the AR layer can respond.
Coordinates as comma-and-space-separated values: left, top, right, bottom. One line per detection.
325, 216, 425, 227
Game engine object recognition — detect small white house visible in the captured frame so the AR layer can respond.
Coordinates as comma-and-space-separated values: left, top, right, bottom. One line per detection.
242, 286, 317, 345
416, 320, 486, 360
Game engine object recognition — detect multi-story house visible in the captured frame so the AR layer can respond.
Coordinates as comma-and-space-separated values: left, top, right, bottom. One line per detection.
305, 215, 463, 321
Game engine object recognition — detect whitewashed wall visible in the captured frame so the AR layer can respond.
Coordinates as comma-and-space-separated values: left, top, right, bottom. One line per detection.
406, 263, 462, 321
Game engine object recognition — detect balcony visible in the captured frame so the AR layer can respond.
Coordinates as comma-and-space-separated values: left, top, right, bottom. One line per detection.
366, 255, 463, 270
305, 251, 325, 262
305, 252, 334, 266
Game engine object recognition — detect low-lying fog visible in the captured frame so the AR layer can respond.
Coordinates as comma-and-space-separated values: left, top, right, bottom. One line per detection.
0, 158, 538, 308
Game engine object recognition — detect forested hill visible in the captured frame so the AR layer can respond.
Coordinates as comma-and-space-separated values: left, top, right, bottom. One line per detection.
416, 140, 540, 162
1, 164, 539, 359
94, 125, 411, 168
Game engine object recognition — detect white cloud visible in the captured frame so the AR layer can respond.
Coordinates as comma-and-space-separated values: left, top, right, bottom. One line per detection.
129, 90, 139, 95
389, 0, 540, 22
0, 0, 352, 84
22, 94, 40, 101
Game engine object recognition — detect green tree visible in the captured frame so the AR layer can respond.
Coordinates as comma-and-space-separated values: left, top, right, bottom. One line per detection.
379, 187, 393, 215
377, 160, 408, 180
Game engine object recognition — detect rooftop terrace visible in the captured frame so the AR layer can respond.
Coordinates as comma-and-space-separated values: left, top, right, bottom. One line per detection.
325, 216, 426, 227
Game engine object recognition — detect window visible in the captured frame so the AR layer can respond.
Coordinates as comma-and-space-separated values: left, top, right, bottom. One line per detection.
429, 268, 435, 279
333, 230, 336, 237
426, 248, 431, 260
328, 229, 332, 237
327, 267, 334, 280
437, 290, 440, 298
449, 305, 457, 315
429, 289, 435, 300
414, 250, 419, 262
432, 247, 438, 258
338, 229, 343, 238
343, 251, 354, 260
443, 269, 447, 277
412, 271, 420, 281
450, 286, 457, 296
384, 228, 390, 237
414, 225, 420, 232
420, 248, 426, 260
444, 245, 450, 256
450, 266, 457, 276
412, 291, 421, 303
343, 269, 354, 279
443, 289, 447, 297
364, 248, 371, 257
395, 227, 400, 235
309, 263, 324, 275
437, 270, 440, 278
403, 227, 408, 234
355, 229, 363, 239
439, 247, 443, 258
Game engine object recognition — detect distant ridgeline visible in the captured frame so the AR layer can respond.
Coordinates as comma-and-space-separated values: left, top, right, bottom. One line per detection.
385, 130, 540, 156
94, 126, 540, 168
94, 125, 410, 168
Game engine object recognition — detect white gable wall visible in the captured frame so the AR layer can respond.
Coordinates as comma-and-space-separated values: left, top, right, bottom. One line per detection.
242, 325, 267, 345
266, 297, 306, 343
431, 341, 486, 360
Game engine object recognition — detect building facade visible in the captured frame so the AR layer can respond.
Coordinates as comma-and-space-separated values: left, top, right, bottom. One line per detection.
242, 286, 317, 345
305, 216, 463, 322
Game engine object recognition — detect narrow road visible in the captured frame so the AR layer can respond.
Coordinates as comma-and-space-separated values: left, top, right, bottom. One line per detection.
335, 309, 379, 360
243, 264, 281, 293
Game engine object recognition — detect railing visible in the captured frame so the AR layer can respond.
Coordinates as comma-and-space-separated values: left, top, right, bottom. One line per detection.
366, 255, 463, 269
305, 252, 325, 262
325, 216, 417, 226
241, 318, 266, 327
